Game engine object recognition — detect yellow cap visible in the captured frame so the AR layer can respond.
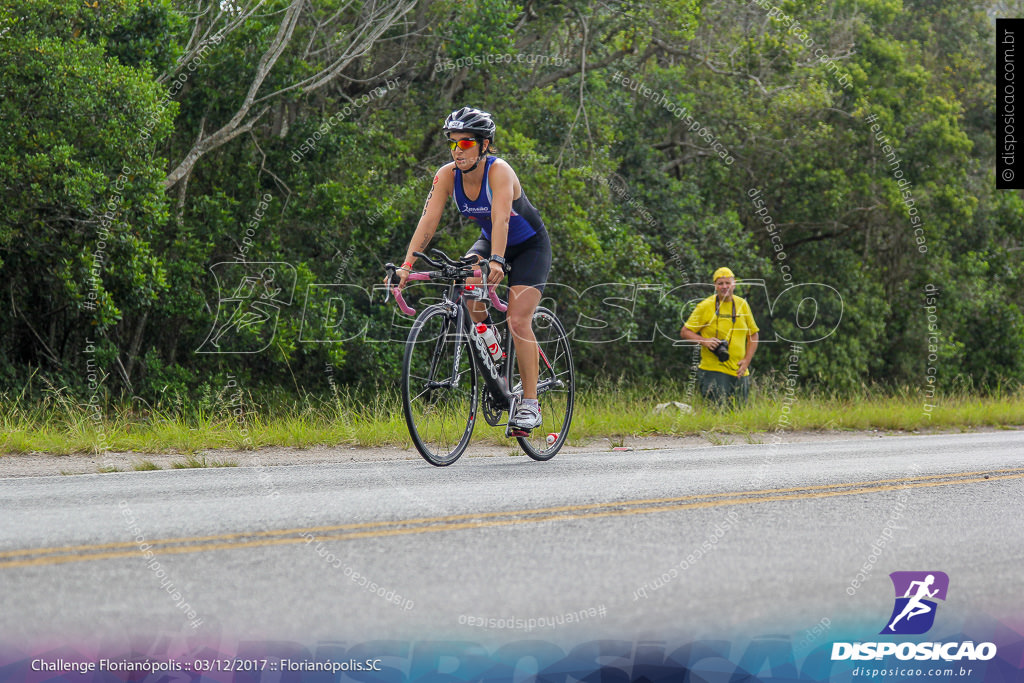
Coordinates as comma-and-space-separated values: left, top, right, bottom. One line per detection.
713, 267, 735, 281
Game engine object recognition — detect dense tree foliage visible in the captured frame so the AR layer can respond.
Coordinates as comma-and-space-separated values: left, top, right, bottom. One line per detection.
0, 0, 1019, 406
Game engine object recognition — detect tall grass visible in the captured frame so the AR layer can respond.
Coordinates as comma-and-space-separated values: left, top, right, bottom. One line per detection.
1, 379, 1021, 455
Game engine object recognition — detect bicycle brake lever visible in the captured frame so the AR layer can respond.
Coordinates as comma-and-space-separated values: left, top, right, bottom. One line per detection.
382, 264, 398, 302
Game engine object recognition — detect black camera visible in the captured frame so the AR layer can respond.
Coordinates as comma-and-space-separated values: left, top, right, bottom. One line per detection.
711, 339, 730, 362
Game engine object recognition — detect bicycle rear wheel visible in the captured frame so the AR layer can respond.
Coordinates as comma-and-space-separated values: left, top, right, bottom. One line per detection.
506, 306, 575, 461
402, 305, 478, 466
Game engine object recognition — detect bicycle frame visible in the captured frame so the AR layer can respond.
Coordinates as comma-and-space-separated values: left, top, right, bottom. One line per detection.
449, 287, 515, 410
393, 270, 517, 412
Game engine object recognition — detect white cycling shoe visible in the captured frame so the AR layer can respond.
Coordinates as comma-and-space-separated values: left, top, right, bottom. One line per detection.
509, 401, 542, 430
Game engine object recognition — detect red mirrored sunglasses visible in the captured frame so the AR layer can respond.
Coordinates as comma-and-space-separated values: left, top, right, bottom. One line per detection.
446, 137, 479, 152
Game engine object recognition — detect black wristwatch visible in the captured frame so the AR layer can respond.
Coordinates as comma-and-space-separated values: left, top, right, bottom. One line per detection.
488, 254, 506, 268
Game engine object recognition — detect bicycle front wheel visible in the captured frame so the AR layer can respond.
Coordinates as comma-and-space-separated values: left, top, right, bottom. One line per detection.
506, 306, 575, 461
402, 305, 478, 466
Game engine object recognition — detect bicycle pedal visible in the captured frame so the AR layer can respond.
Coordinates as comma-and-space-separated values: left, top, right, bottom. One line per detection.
506, 428, 530, 438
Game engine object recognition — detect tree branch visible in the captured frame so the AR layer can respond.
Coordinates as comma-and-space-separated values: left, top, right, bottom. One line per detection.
164, 0, 303, 189
532, 47, 634, 89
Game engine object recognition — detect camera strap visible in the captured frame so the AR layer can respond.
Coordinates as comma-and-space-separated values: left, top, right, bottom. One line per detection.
714, 296, 738, 341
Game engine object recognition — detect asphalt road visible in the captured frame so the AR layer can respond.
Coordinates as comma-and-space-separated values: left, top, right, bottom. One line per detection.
1, 431, 1022, 650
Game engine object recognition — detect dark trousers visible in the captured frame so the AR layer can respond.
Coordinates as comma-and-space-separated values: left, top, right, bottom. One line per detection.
698, 368, 750, 407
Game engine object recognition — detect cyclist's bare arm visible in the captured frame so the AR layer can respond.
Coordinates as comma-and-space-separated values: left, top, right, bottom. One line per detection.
397, 165, 454, 288
486, 160, 516, 272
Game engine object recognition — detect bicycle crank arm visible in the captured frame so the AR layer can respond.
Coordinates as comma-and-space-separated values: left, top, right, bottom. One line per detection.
535, 379, 564, 392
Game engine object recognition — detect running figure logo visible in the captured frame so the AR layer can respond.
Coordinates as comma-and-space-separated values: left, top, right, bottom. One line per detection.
881, 571, 949, 635
197, 262, 296, 354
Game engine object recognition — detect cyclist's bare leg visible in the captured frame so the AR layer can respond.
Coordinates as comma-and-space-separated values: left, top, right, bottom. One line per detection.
507, 285, 541, 400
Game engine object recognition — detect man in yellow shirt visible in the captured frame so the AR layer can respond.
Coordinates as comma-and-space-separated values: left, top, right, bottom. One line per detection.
680, 267, 760, 406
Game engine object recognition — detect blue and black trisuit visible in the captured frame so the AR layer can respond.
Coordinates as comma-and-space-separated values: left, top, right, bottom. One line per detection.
456, 156, 551, 291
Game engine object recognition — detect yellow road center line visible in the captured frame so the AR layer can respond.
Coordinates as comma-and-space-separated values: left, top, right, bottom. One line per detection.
1, 471, 1022, 570
4, 466, 1021, 560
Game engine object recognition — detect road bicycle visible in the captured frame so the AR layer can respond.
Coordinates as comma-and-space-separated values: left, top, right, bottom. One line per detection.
384, 249, 574, 466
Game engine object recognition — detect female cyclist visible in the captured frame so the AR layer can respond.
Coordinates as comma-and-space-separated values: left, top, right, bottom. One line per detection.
394, 106, 551, 430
